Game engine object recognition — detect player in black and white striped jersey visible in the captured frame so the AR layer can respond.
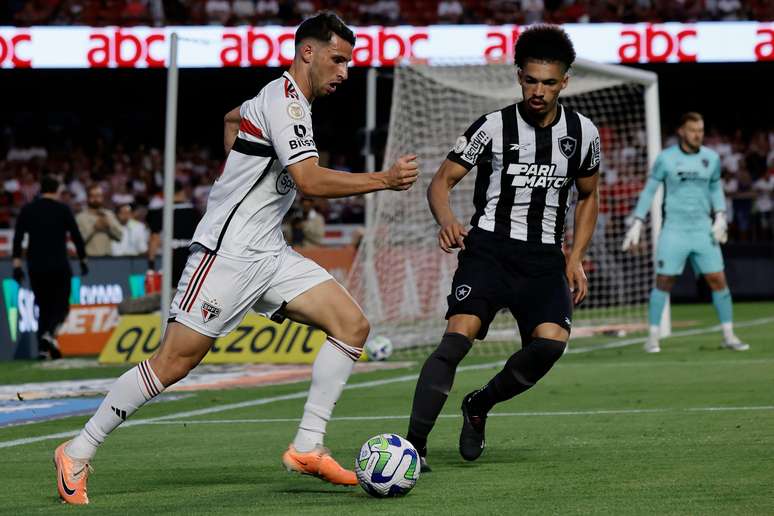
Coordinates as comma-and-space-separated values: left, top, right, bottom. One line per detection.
406, 25, 601, 470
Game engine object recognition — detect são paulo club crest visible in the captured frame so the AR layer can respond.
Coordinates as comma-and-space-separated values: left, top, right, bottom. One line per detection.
558, 135, 577, 159
201, 300, 221, 324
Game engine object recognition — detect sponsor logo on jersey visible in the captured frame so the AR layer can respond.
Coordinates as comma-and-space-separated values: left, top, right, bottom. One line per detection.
509, 143, 531, 151
453, 135, 467, 153
589, 136, 601, 169
558, 135, 577, 159
506, 163, 569, 188
676, 170, 707, 182
455, 284, 471, 301
276, 169, 296, 195
287, 101, 304, 120
460, 129, 491, 165
201, 300, 221, 324
289, 124, 315, 150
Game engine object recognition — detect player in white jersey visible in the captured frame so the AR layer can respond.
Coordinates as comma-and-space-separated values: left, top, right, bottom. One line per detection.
54, 12, 419, 504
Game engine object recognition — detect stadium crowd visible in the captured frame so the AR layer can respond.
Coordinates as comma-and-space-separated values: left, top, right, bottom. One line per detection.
0, 124, 772, 251
0, 137, 367, 256
2, 0, 772, 27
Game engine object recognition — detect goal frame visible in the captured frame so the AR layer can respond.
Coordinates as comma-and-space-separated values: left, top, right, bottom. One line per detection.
358, 58, 669, 343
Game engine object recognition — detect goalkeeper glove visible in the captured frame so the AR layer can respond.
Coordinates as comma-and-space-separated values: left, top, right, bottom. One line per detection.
712, 212, 728, 244
621, 218, 644, 251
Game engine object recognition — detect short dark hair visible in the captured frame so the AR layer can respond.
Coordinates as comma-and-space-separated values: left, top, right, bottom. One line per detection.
680, 112, 703, 126
514, 25, 576, 72
295, 12, 355, 47
40, 175, 60, 194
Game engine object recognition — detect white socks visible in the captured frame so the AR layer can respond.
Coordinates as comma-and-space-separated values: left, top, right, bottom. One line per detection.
721, 322, 735, 342
293, 338, 362, 452
67, 360, 165, 460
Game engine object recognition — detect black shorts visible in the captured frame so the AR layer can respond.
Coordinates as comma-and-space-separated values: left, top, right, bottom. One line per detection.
445, 228, 573, 341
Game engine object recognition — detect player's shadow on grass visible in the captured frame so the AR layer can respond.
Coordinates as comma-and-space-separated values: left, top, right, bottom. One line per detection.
430, 446, 532, 468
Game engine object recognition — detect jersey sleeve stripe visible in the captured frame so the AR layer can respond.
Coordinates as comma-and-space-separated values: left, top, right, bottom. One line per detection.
287, 149, 318, 162
239, 118, 264, 139
231, 137, 277, 157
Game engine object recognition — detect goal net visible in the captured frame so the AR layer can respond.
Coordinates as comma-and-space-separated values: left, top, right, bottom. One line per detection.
348, 60, 661, 354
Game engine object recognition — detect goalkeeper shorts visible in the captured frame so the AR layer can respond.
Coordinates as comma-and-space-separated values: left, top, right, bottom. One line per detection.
655, 229, 724, 276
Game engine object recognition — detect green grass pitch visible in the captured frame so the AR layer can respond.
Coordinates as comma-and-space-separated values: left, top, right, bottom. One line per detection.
1, 302, 772, 514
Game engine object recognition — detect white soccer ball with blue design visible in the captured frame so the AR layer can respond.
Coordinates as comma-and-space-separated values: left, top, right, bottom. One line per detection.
365, 336, 393, 361
355, 433, 420, 497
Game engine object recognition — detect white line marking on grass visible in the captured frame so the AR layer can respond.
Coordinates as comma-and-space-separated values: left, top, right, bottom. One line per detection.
567, 316, 774, 354
134, 405, 774, 426
1, 316, 772, 450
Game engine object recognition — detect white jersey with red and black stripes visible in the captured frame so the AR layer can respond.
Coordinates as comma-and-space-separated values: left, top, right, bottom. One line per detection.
191, 71, 318, 260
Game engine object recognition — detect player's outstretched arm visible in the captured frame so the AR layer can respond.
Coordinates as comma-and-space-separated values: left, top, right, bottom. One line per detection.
427, 159, 471, 253
567, 173, 599, 304
286, 155, 418, 199
223, 106, 241, 156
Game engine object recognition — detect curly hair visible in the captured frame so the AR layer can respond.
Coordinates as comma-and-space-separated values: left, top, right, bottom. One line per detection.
514, 25, 576, 71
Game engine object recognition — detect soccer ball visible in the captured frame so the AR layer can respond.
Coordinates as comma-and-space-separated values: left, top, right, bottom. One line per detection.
365, 336, 393, 361
355, 433, 420, 497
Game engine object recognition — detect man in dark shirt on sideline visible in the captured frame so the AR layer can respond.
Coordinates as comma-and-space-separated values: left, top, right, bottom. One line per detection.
12, 175, 88, 359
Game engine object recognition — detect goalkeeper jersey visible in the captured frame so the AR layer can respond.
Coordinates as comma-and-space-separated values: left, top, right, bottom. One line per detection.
633, 144, 725, 233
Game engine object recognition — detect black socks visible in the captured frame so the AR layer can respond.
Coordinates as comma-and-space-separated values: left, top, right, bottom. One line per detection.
407, 332, 473, 453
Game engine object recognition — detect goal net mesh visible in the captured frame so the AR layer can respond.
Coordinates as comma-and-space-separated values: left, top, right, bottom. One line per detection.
347, 62, 655, 355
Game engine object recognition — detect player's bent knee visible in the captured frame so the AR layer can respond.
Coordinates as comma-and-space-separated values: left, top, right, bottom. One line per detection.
531, 323, 569, 342
433, 332, 472, 366
512, 338, 566, 385
329, 312, 370, 347
704, 273, 727, 290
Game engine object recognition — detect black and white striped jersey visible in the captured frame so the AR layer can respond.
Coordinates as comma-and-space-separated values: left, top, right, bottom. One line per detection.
447, 102, 601, 245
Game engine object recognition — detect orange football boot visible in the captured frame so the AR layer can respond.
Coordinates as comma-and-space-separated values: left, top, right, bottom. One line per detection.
54, 441, 92, 504
282, 444, 357, 486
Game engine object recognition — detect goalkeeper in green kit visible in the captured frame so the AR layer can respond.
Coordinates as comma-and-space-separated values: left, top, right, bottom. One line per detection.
622, 112, 749, 353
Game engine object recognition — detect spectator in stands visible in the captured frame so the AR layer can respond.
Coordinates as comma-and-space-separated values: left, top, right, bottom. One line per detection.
76, 184, 124, 256
112, 203, 149, 256
716, 0, 744, 19
253, 0, 278, 21
438, 0, 463, 23
231, 0, 255, 24
12, 175, 87, 360
121, 0, 152, 25
205, 0, 231, 24
285, 196, 325, 248
731, 167, 755, 240
146, 180, 201, 289
753, 168, 774, 240
0, 181, 18, 229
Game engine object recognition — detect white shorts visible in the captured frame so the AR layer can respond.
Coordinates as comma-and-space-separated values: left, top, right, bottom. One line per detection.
169, 245, 333, 338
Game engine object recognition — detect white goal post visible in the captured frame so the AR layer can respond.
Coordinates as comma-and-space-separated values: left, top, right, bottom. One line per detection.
349, 59, 665, 352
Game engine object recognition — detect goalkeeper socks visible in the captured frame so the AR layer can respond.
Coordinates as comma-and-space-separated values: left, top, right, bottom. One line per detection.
67, 360, 165, 460
406, 333, 472, 453
648, 288, 669, 327
469, 338, 566, 415
293, 338, 361, 453
711, 288, 733, 326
